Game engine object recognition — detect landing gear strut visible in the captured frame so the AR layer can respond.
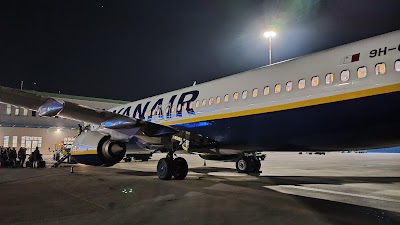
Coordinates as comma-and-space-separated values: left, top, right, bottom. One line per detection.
235, 154, 261, 174
157, 149, 188, 180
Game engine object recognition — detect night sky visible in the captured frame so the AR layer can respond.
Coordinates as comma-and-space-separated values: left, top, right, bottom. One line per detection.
1, 0, 400, 101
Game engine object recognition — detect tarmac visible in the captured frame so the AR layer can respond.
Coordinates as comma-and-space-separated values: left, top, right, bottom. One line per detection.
0, 152, 399, 225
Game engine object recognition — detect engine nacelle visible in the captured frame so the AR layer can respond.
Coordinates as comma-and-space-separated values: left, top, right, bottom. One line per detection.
71, 131, 126, 167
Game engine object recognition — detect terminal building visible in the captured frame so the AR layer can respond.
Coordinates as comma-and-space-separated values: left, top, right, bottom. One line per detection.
0, 91, 127, 155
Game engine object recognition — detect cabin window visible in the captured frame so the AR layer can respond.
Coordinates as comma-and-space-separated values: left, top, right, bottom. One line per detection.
216, 96, 221, 104
375, 63, 386, 75
311, 76, 319, 87
209, 97, 214, 105
298, 79, 305, 89
189, 101, 194, 109
358, 66, 367, 78
275, 84, 281, 93
202, 99, 206, 107
177, 104, 182, 112
224, 94, 229, 102
195, 100, 200, 108
286, 81, 293, 92
171, 105, 176, 114
341, 70, 350, 82
15, 107, 19, 116
252, 88, 258, 97
396, 60, 400, 72
233, 92, 239, 101
183, 103, 187, 110
325, 73, 333, 84
263, 86, 270, 95
242, 90, 248, 100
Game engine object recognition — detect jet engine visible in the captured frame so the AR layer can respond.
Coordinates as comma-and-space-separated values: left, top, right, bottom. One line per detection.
71, 131, 126, 166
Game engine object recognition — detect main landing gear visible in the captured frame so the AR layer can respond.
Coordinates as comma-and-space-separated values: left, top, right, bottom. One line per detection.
157, 151, 188, 180
235, 153, 261, 174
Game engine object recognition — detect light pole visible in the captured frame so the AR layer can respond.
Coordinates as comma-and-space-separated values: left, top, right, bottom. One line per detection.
264, 31, 277, 65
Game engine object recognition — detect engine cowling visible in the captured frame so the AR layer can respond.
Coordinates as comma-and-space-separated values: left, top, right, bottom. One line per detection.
71, 131, 126, 167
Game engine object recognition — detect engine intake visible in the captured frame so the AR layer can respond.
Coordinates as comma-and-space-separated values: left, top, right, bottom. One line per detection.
71, 131, 126, 166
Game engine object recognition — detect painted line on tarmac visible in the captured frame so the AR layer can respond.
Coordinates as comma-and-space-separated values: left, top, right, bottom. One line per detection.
264, 185, 400, 204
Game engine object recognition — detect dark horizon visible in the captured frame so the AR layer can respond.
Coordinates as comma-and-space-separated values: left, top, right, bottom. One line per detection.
1, 0, 400, 101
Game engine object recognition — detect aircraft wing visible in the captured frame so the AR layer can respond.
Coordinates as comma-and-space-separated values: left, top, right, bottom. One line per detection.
0, 86, 177, 134
0, 86, 219, 152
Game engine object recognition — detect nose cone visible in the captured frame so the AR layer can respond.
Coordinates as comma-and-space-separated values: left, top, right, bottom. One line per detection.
110, 142, 125, 155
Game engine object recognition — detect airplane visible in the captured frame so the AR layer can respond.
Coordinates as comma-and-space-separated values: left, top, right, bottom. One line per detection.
0, 30, 399, 180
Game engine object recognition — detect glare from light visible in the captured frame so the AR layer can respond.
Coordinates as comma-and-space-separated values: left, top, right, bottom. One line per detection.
264, 31, 277, 38
57, 128, 60, 132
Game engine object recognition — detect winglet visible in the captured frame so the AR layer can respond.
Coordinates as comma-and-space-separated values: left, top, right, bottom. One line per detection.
38, 98, 64, 117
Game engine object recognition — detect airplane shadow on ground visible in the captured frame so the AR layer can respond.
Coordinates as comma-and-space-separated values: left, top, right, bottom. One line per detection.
115, 167, 400, 186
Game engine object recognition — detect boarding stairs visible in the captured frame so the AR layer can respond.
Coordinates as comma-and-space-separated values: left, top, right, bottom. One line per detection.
51, 152, 71, 168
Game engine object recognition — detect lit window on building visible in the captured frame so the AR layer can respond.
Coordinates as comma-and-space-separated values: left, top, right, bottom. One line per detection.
358, 66, 367, 78
23, 108, 28, 116
375, 63, 386, 75
224, 94, 229, 102
3, 136, 9, 147
396, 60, 400, 72
12, 136, 18, 148
242, 90, 248, 100
6, 104, 11, 115
326, 73, 334, 84
216, 96, 221, 104
286, 81, 293, 91
209, 97, 214, 105
233, 92, 239, 101
275, 84, 281, 93
253, 88, 258, 97
21, 136, 25, 148
298, 79, 305, 89
312, 76, 319, 87
341, 70, 350, 82
263, 86, 270, 96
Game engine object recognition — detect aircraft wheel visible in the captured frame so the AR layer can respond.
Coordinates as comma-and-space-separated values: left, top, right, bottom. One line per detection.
172, 157, 188, 180
236, 158, 248, 173
157, 158, 173, 180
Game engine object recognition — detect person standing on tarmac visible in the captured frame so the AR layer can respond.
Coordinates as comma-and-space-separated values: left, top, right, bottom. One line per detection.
32, 147, 41, 168
18, 147, 26, 168
10, 148, 17, 166
77, 124, 83, 136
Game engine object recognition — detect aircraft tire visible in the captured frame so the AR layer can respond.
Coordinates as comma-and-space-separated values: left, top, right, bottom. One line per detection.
157, 158, 173, 180
236, 158, 248, 173
172, 157, 188, 180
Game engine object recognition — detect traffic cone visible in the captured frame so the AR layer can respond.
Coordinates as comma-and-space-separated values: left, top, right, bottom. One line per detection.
70, 166, 74, 173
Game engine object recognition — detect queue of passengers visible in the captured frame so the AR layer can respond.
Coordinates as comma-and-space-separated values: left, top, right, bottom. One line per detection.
0, 146, 42, 168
